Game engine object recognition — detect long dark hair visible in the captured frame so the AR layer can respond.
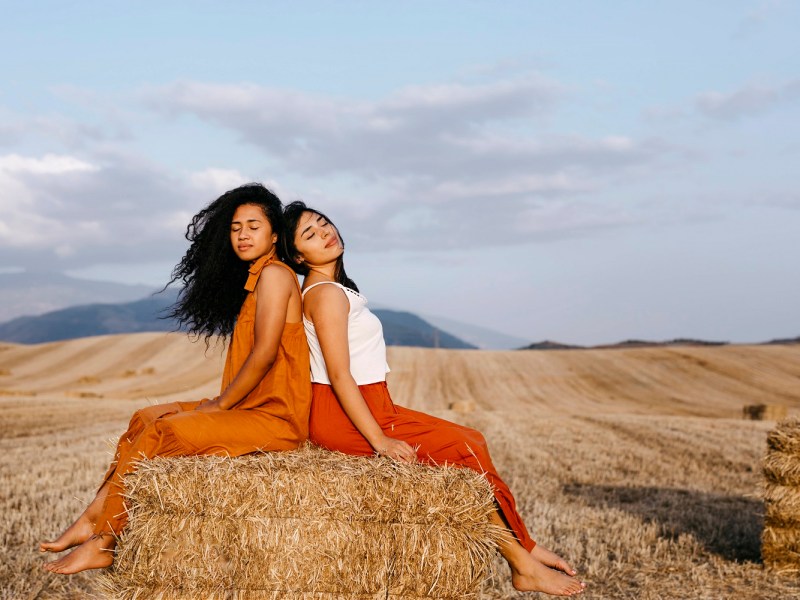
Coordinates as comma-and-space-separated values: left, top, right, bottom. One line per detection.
166, 183, 284, 344
280, 200, 358, 292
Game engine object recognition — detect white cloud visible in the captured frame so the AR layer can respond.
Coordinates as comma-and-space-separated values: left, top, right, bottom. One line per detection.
696, 79, 800, 120
0, 153, 98, 175
0, 152, 246, 271
188, 168, 250, 196
144, 78, 670, 248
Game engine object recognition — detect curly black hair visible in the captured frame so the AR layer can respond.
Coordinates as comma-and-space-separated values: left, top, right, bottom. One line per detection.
280, 200, 358, 292
166, 183, 284, 344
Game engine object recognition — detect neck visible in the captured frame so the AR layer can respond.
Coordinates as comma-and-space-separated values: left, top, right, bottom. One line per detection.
305, 257, 339, 281
251, 246, 276, 265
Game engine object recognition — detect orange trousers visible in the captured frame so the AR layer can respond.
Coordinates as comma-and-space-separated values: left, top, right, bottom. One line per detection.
94, 401, 301, 536
309, 382, 536, 552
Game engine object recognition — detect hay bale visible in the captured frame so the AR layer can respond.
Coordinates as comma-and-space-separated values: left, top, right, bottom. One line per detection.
98, 444, 502, 599
447, 400, 476, 414
744, 404, 788, 421
767, 419, 800, 454
762, 524, 800, 574
763, 419, 800, 571
763, 451, 800, 486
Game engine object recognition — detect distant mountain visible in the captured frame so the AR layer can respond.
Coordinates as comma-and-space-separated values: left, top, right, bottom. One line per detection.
520, 340, 583, 350
520, 338, 731, 351
0, 292, 179, 343
518, 337, 797, 350
593, 338, 729, 349
763, 336, 800, 345
373, 310, 476, 349
0, 294, 475, 349
418, 313, 528, 350
0, 271, 155, 322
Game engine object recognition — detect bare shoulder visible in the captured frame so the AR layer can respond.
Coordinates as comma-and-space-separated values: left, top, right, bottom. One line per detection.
304, 282, 349, 315
256, 263, 295, 297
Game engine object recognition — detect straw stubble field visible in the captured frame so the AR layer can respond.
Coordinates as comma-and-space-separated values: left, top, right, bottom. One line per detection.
2, 333, 800, 599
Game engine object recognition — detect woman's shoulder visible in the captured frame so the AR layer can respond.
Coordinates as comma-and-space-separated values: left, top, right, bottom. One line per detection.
303, 280, 353, 312
262, 260, 298, 279
303, 280, 346, 298
255, 261, 298, 293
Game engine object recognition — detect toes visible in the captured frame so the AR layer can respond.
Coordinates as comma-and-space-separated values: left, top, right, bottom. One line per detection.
551, 557, 577, 576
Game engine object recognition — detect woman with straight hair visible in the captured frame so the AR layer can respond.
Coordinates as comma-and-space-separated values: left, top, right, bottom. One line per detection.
281, 201, 585, 597
40, 183, 311, 574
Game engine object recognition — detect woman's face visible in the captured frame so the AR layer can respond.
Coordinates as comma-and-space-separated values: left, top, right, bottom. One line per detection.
293, 210, 343, 266
230, 203, 277, 262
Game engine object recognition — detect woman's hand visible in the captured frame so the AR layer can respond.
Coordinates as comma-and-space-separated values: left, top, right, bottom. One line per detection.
195, 397, 223, 413
373, 435, 417, 463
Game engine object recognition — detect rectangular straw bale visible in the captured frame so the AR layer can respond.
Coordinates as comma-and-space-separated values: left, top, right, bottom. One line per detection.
744, 404, 789, 421
762, 451, 800, 486
762, 419, 800, 571
764, 484, 800, 526
762, 524, 800, 573
98, 444, 503, 600
766, 418, 800, 454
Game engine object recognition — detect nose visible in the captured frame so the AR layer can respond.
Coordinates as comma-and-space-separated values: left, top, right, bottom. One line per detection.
238, 228, 249, 240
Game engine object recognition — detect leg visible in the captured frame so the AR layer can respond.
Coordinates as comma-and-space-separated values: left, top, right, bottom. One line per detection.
45, 404, 294, 574
44, 416, 189, 574
490, 511, 585, 596
39, 402, 192, 553
388, 409, 584, 594
39, 481, 110, 553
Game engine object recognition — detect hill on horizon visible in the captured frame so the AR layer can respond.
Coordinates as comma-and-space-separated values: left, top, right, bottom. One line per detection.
0, 271, 155, 323
0, 293, 475, 349
520, 336, 800, 350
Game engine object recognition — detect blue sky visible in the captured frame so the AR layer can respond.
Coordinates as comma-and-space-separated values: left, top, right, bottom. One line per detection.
1, 1, 798, 344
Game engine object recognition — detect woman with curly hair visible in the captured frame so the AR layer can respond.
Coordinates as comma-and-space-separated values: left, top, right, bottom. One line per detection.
40, 184, 311, 574
281, 201, 585, 597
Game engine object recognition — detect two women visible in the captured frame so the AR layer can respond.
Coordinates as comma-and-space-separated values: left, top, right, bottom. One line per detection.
281, 201, 585, 597
41, 185, 584, 596
40, 184, 311, 574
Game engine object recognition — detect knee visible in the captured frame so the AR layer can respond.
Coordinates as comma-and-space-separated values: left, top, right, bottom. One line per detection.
127, 409, 146, 433
462, 427, 488, 449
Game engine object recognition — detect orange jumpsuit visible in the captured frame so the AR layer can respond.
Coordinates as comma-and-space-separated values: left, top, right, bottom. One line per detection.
94, 257, 311, 536
309, 381, 536, 552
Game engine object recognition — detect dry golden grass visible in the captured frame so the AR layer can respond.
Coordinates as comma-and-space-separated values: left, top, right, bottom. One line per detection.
2, 333, 800, 598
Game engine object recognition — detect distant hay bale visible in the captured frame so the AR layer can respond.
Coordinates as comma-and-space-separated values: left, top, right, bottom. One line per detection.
763, 419, 800, 572
98, 444, 502, 599
744, 404, 788, 421
448, 400, 476, 414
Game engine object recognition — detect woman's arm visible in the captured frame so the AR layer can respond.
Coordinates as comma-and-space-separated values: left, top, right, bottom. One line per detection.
307, 285, 416, 462
197, 264, 293, 411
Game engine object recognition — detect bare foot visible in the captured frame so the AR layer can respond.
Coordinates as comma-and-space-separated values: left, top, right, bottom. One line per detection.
40, 483, 110, 554
509, 545, 585, 596
39, 514, 95, 553
532, 543, 578, 576
43, 534, 115, 574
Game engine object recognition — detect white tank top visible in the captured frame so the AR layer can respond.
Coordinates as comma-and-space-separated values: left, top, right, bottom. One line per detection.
302, 281, 391, 385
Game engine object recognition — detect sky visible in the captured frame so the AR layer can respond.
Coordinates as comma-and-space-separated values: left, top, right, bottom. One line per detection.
0, 1, 798, 345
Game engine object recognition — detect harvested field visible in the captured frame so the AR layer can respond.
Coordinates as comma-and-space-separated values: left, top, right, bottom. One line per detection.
2, 332, 800, 598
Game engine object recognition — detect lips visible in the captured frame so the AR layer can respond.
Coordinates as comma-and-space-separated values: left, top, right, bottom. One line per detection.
325, 237, 338, 248
238, 245, 252, 252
